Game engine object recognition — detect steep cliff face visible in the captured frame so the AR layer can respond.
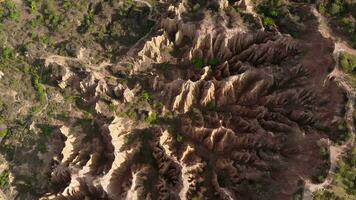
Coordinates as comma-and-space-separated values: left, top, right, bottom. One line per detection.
4, 0, 345, 200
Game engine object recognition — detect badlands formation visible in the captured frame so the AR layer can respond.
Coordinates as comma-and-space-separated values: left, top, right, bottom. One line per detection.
0, 0, 354, 200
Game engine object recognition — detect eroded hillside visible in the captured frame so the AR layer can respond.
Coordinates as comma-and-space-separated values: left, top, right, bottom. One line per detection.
0, 0, 355, 200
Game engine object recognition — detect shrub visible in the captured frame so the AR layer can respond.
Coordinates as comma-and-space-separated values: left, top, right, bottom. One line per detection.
0, 47, 13, 61
176, 134, 183, 142
78, 11, 94, 33
319, 147, 329, 159
144, 112, 158, 125
32, 72, 46, 102
263, 17, 275, 29
140, 90, 151, 102
318, 3, 326, 15
339, 17, 355, 34
334, 146, 356, 196
42, 0, 63, 31
340, 52, 356, 73
208, 58, 219, 67
257, 0, 281, 18
62, 0, 71, 10
27, 0, 38, 13
192, 57, 204, 69
3, 0, 19, 21
0, 129, 7, 137
313, 190, 344, 200
109, 102, 118, 112
330, 2, 343, 16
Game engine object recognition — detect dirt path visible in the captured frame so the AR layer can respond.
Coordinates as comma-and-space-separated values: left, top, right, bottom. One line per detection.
126, 0, 156, 57
303, 6, 356, 200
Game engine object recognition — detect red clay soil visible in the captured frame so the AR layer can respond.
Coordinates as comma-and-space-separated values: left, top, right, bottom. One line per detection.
272, 5, 346, 200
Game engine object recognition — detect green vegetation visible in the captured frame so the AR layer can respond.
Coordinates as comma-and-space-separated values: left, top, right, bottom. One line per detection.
125, 111, 138, 120
340, 52, 356, 74
176, 134, 183, 142
318, 3, 327, 15
30, 106, 41, 115
43, 0, 62, 31
0, 170, 9, 190
140, 90, 151, 102
0, 1, 163, 197
0, 47, 13, 61
62, 0, 72, 11
339, 52, 356, 87
191, 57, 204, 69
335, 121, 351, 144
0, 46, 15, 69
208, 58, 219, 67
0, 0, 19, 21
314, 146, 356, 199
109, 102, 118, 113
316, 0, 355, 47
144, 112, 158, 125
262, 17, 275, 29
30, 67, 46, 103
256, 0, 282, 30
0, 129, 7, 138
40, 125, 54, 137
313, 190, 345, 200
317, 0, 345, 16
79, 11, 94, 33
312, 146, 330, 183
27, 0, 38, 14
339, 17, 355, 35
333, 146, 356, 197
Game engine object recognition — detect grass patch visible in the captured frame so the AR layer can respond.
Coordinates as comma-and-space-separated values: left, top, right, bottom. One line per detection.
26, 0, 39, 14
340, 52, 356, 74
0, 0, 19, 21
0, 170, 9, 190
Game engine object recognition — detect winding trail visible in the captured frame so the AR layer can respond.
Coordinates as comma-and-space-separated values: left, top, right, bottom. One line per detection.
303, 6, 356, 200
126, 0, 156, 57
